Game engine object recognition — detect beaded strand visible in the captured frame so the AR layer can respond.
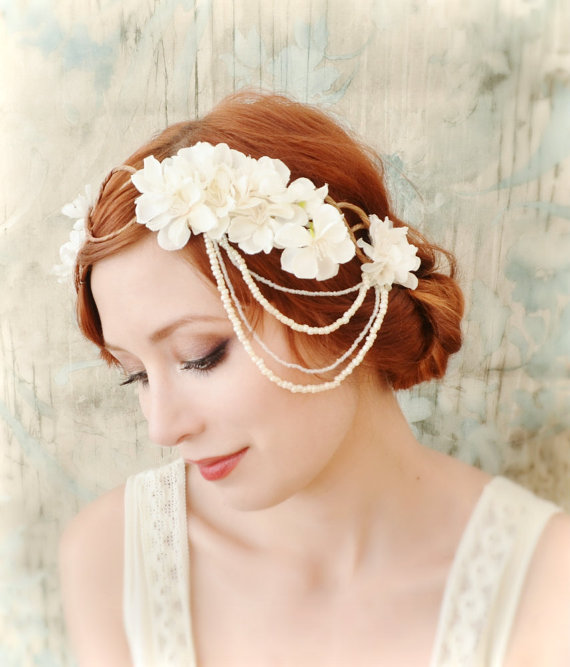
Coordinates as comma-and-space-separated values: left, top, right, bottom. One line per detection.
206, 237, 389, 393
248, 270, 363, 296
213, 241, 381, 375
220, 237, 369, 335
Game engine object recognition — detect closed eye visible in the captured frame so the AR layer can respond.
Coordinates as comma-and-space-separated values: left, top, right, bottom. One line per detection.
181, 339, 228, 373
118, 340, 229, 387
119, 371, 148, 387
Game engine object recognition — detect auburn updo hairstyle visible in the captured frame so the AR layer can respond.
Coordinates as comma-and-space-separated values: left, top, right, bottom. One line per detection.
75, 92, 463, 390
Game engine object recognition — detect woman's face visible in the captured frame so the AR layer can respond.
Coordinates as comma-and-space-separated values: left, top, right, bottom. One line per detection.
91, 235, 364, 511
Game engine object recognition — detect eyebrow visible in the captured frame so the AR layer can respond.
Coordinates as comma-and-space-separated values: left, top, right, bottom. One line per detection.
104, 315, 227, 352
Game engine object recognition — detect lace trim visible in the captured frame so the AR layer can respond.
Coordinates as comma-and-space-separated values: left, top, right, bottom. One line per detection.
430, 477, 559, 667
125, 458, 195, 666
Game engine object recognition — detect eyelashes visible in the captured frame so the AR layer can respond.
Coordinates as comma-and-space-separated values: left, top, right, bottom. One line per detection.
119, 340, 229, 387
181, 339, 228, 373
119, 371, 147, 387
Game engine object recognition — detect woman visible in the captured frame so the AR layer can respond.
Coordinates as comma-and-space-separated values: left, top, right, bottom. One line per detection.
59, 93, 570, 666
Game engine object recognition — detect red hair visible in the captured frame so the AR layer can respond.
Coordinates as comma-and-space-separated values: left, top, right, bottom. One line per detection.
76, 92, 463, 390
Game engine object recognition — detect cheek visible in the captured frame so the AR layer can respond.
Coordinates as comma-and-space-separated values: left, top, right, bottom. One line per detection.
251, 382, 359, 458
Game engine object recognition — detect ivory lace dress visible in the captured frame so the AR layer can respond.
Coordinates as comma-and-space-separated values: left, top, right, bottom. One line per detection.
123, 458, 559, 666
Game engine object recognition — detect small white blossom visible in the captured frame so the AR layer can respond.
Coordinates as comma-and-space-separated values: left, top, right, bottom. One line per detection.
357, 214, 420, 289
53, 185, 93, 283
61, 185, 93, 221
231, 154, 291, 210
132, 155, 218, 250
272, 177, 328, 217
228, 201, 285, 254
276, 203, 355, 280
249, 155, 291, 197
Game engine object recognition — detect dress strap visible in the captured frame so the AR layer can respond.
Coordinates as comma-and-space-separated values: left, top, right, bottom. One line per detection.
430, 477, 559, 667
123, 458, 196, 666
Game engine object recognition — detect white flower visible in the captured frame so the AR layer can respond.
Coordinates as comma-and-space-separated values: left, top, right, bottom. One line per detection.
230, 154, 291, 210
268, 177, 329, 229
247, 155, 291, 198
222, 152, 296, 254
276, 203, 356, 280
272, 177, 328, 217
53, 185, 93, 283
132, 154, 223, 251
228, 201, 285, 254
177, 141, 234, 179
357, 215, 420, 289
53, 219, 86, 283
61, 185, 93, 221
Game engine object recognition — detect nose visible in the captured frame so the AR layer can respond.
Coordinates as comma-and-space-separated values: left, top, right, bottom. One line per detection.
141, 375, 205, 448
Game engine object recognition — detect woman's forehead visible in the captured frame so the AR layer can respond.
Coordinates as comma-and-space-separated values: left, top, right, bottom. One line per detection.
91, 237, 225, 335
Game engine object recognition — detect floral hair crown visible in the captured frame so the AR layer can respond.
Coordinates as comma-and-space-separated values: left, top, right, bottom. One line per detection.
57, 141, 420, 393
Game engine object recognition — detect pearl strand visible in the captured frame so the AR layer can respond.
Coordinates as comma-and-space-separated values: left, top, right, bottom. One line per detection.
213, 241, 381, 375
220, 237, 368, 335
205, 237, 389, 393
247, 269, 363, 296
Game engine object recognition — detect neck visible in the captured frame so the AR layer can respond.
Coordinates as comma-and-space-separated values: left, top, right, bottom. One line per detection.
187, 380, 434, 583
270, 392, 428, 571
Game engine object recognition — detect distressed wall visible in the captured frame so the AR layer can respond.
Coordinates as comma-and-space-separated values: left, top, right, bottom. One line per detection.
1, 0, 569, 664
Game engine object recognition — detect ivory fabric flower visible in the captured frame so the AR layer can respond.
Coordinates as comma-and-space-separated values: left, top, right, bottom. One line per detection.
61, 185, 93, 222
177, 141, 234, 180
223, 152, 296, 254
243, 155, 291, 199
228, 202, 287, 254
283, 178, 328, 214
357, 214, 420, 289
132, 154, 224, 251
276, 203, 356, 280
272, 177, 328, 220
53, 185, 93, 283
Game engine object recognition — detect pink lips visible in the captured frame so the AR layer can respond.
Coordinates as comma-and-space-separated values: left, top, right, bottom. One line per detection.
189, 447, 249, 481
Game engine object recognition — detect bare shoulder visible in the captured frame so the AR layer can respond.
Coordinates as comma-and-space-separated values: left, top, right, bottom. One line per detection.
421, 447, 492, 511
506, 510, 570, 666
59, 483, 132, 666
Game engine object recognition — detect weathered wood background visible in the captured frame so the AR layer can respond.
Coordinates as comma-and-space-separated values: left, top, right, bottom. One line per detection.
1, 0, 569, 663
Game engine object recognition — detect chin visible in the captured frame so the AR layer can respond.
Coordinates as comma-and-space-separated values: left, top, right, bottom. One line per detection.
216, 477, 309, 513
